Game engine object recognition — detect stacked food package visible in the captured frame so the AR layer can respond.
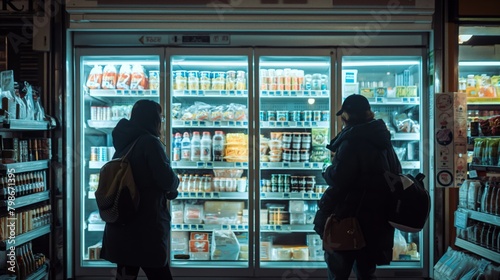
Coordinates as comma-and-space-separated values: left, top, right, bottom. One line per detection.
224, 133, 248, 162
86, 64, 156, 91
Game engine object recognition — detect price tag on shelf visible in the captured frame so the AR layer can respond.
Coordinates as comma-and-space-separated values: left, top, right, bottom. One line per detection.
402, 97, 409, 103
237, 90, 244, 95
229, 91, 236, 96
206, 162, 213, 168
376, 97, 383, 103
269, 91, 275, 96
283, 121, 289, 126
291, 91, 297, 96
312, 163, 320, 168
196, 162, 205, 168
304, 122, 311, 126
312, 121, 317, 126
222, 225, 229, 230
304, 91, 310, 96
221, 90, 228, 95
198, 225, 205, 230
182, 224, 189, 230
469, 170, 478, 179
296, 121, 303, 127
283, 91, 290, 96
303, 193, 311, 199
283, 193, 290, 198
243, 121, 248, 126
276, 122, 283, 127
230, 225, 236, 230
261, 193, 266, 198
276, 225, 282, 231
228, 121, 235, 126
235, 162, 242, 167
311, 193, 318, 199
304, 162, 310, 168
214, 121, 221, 126
454, 211, 469, 229
213, 192, 220, 198
262, 162, 269, 168
243, 162, 248, 167
322, 90, 328, 96
261, 91, 268, 96
184, 121, 191, 126
283, 162, 289, 168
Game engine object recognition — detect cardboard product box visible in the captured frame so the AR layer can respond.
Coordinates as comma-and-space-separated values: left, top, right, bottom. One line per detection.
190, 232, 209, 241
260, 241, 272, 260
343, 83, 359, 98
289, 200, 306, 213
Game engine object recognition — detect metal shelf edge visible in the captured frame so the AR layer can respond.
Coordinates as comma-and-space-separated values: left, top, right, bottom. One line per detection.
455, 238, 500, 264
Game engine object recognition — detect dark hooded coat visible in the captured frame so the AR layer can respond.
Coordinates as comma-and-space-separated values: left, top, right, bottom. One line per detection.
313, 119, 401, 265
100, 100, 179, 267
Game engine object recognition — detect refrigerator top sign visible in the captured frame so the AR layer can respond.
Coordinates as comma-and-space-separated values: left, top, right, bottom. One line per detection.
170, 35, 231, 45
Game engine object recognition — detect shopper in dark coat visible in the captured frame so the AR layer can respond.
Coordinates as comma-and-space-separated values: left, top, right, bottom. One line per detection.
313, 94, 402, 280
101, 100, 179, 280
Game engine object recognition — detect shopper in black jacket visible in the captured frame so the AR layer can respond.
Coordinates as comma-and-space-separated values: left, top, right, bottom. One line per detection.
313, 94, 402, 280
101, 100, 179, 280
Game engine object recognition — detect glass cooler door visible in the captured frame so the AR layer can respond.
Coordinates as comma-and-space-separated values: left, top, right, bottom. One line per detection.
341, 51, 428, 273
168, 49, 254, 275
75, 49, 162, 269
254, 49, 333, 273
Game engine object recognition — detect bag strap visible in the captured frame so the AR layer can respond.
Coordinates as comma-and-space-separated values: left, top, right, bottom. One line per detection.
121, 136, 142, 162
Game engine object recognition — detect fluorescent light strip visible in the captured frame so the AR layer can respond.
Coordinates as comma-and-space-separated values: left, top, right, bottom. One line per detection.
83, 61, 159, 66
459, 61, 500, 66
259, 61, 330, 67
343, 61, 420, 66
173, 61, 248, 67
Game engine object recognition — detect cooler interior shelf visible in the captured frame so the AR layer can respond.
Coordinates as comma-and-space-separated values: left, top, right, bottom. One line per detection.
260, 121, 329, 129
89, 89, 159, 97
177, 192, 247, 199
171, 223, 249, 231
260, 192, 322, 200
170, 260, 248, 268
260, 90, 329, 97
455, 238, 500, 264
392, 133, 420, 141
172, 161, 249, 169
173, 89, 248, 97
172, 120, 248, 128
260, 224, 315, 232
260, 162, 323, 170
0, 160, 50, 173
0, 191, 50, 208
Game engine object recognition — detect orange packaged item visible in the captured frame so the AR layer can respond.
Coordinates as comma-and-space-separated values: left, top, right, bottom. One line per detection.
101, 64, 118, 89
190, 232, 209, 240
116, 64, 132, 89
189, 240, 209, 252
86, 65, 103, 89
130, 64, 149, 90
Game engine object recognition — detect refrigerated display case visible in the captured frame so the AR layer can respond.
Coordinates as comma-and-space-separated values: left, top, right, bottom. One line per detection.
167, 49, 254, 276
254, 50, 333, 272
74, 48, 163, 271
70, 42, 432, 279
455, 41, 500, 264
340, 51, 430, 272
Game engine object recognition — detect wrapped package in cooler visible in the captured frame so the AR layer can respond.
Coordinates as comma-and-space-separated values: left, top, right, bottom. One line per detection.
211, 230, 240, 260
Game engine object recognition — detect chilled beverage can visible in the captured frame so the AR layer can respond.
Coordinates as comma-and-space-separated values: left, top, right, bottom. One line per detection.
321, 111, 330, 122
268, 111, 277, 121
260, 111, 267, 121
90, 147, 98, 161
303, 111, 313, 121
313, 111, 321, 122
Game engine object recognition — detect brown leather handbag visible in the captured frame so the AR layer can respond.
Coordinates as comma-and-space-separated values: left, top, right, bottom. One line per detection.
322, 191, 366, 253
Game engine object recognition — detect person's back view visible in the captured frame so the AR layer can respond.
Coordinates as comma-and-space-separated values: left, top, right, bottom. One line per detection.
313, 94, 402, 280
100, 99, 179, 280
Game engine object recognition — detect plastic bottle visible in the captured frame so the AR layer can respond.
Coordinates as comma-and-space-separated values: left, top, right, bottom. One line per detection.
173, 133, 182, 161
200, 131, 212, 162
181, 132, 191, 161
190, 131, 201, 161
212, 131, 225, 161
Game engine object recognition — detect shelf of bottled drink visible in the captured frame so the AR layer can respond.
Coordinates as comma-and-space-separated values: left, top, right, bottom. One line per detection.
0, 160, 50, 173
0, 190, 50, 208
0, 224, 51, 246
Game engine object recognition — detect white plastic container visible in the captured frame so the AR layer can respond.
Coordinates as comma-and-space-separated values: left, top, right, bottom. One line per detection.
200, 131, 212, 162
190, 131, 201, 161
181, 132, 191, 161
